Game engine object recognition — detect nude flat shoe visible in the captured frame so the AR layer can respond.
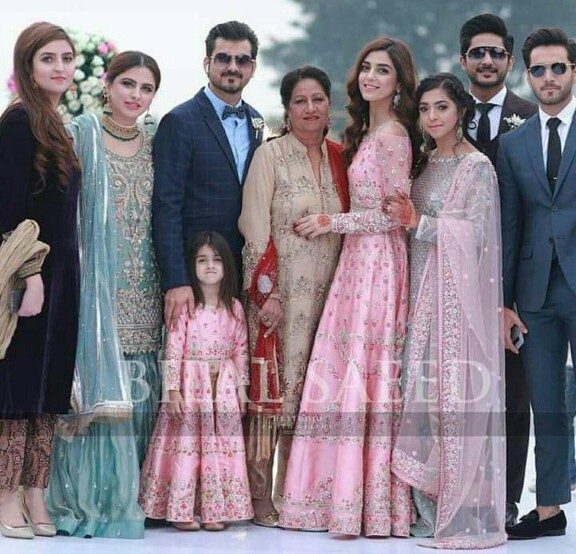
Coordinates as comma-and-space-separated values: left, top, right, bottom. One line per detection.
19, 498, 56, 537
203, 522, 226, 531
172, 520, 201, 531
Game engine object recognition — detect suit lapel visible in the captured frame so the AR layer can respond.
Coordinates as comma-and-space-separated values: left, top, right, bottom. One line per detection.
241, 105, 261, 184
198, 92, 239, 184
498, 92, 516, 135
524, 116, 550, 195
553, 114, 576, 198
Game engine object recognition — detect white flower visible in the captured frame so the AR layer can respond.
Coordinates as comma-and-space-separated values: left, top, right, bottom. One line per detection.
251, 117, 265, 130
92, 66, 104, 77
91, 55, 104, 67
74, 69, 85, 82
80, 93, 94, 107
79, 80, 92, 93
75, 54, 85, 67
65, 90, 78, 101
68, 99, 81, 112
504, 114, 526, 130
87, 76, 99, 86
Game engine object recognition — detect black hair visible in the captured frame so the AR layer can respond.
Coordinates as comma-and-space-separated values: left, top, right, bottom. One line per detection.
413, 73, 476, 177
521, 27, 576, 68
185, 231, 237, 315
278, 65, 332, 136
205, 20, 259, 59
459, 13, 514, 56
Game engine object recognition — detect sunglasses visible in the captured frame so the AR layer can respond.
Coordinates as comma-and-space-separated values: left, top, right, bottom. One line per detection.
528, 61, 575, 78
210, 53, 254, 69
466, 46, 510, 61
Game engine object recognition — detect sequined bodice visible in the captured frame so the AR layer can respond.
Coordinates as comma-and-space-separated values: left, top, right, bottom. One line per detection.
409, 156, 462, 311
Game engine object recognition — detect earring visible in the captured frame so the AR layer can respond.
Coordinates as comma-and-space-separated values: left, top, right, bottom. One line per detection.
420, 127, 433, 153
393, 91, 401, 111
286, 117, 292, 132
102, 90, 112, 115
456, 120, 464, 142
67, 82, 78, 98
327, 113, 333, 127
144, 110, 154, 126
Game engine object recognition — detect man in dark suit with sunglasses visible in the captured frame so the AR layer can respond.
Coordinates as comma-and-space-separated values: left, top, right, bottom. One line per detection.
499, 27, 576, 539
152, 20, 263, 329
459, 13, 537, 529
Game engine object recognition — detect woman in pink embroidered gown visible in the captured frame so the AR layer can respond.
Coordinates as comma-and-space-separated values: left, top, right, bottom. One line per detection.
279, 37, 418, 536
139, 232, 252, 531
389, 74, 506, 549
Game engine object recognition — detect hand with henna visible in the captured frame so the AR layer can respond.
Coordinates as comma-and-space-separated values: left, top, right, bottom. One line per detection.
383, 192, 421, 229
293, 214, 332, 239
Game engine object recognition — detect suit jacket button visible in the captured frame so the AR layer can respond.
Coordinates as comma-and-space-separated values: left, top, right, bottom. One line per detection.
552, 205, 559, 212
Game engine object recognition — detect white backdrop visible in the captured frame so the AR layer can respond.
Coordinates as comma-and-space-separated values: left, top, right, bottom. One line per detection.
0, 0, 302, 121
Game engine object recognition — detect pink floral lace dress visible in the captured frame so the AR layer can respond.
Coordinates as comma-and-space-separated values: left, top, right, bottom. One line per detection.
138, 299, 253, 524
279, 126, 413, 536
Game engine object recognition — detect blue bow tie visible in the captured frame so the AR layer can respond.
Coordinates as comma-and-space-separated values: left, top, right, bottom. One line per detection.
222, 105, 246, 120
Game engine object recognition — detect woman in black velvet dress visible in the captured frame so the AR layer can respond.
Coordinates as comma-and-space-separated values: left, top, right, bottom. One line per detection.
0, 22, 80, 539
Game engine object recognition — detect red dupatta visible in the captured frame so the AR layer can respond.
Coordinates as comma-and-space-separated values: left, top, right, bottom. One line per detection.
247, 138, 349, 416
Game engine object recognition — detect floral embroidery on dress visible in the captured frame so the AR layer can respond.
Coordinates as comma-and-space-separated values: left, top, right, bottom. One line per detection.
107, 133, 162, 354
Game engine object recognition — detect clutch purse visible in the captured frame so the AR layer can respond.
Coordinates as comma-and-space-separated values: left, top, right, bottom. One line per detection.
9, 288, 25, 314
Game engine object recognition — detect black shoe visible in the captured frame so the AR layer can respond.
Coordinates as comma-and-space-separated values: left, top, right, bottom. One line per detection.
507, 509, 566, 540
505, 502, 519, 529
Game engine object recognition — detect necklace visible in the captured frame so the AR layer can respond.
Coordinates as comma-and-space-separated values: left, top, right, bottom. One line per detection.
101, 114, 141, 141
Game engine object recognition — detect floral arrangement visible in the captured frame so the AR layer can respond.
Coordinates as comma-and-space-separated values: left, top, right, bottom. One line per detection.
6, 29, 117, 122
504, 114, 527, 130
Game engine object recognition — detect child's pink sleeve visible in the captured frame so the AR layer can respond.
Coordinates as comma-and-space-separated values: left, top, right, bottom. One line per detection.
164, 313, 187, 391
231, 300, 250, 386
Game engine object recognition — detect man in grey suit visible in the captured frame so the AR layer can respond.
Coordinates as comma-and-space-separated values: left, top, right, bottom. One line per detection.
153, 21, 263, 329
459, 14, 537, 529
499, 27, 576, 539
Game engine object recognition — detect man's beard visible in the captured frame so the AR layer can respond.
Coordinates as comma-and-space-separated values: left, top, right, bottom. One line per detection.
469, 69, 507, 89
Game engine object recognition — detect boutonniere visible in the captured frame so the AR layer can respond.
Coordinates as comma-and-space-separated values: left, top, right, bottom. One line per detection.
252, 117, 265, 142
504, 114, 526, 130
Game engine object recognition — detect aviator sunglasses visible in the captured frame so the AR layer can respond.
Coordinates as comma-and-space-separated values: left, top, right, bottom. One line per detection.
209, 53, 254, 69
466, 46, 510, 61
528, 61, 576, 78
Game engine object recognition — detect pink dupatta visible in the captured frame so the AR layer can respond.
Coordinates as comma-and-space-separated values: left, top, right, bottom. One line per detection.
392, 152, 506, 549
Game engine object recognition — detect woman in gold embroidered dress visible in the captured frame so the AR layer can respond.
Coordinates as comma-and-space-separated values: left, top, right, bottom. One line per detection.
238, 66, 348, 526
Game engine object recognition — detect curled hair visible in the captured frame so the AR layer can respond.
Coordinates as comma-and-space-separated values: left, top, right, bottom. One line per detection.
205, 20, 259, 59
1, 21, 79, 189
521, 27, 576, 68
459, 13, 514, 56
412, 73, 476, 177
185, 231, 237, 315
105, 50, 161, 90
278, 65, 331, 136
342, 36, 418, 167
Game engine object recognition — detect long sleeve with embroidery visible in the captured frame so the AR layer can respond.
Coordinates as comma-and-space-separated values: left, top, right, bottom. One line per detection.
331, 130, 411, 234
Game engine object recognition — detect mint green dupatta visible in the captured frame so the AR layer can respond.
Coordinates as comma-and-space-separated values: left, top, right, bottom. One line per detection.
67, 114, 132, 423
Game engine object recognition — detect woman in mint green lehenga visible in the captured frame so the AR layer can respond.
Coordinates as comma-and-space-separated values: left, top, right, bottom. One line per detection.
45, 51, 163, 539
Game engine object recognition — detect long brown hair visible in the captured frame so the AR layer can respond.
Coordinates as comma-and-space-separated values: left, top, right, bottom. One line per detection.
342, 37, 418, 167
105, 50, 162, 90
0, 22, 79, 188
185, 231, 237, 316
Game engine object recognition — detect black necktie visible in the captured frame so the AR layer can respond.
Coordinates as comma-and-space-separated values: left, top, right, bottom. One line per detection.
547, 117, 562, 190
222, 105, 246, 120
476, 103, 495, 145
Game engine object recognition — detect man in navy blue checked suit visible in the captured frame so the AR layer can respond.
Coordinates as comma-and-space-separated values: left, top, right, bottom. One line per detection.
152, 20, 263, 328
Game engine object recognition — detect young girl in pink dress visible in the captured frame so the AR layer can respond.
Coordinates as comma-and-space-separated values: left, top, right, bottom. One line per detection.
139, 231, 253, 531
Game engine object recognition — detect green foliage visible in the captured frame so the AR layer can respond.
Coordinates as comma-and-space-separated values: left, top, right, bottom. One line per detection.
263, 0, 576, 132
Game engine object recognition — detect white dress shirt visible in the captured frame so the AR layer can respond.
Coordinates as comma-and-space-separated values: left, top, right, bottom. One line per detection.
469, 87, 508, 141
539, 95, 576, 170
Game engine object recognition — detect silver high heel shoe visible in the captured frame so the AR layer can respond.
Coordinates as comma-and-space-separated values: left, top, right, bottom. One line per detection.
0, 514, 35, 540
19, 497, 56, 537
